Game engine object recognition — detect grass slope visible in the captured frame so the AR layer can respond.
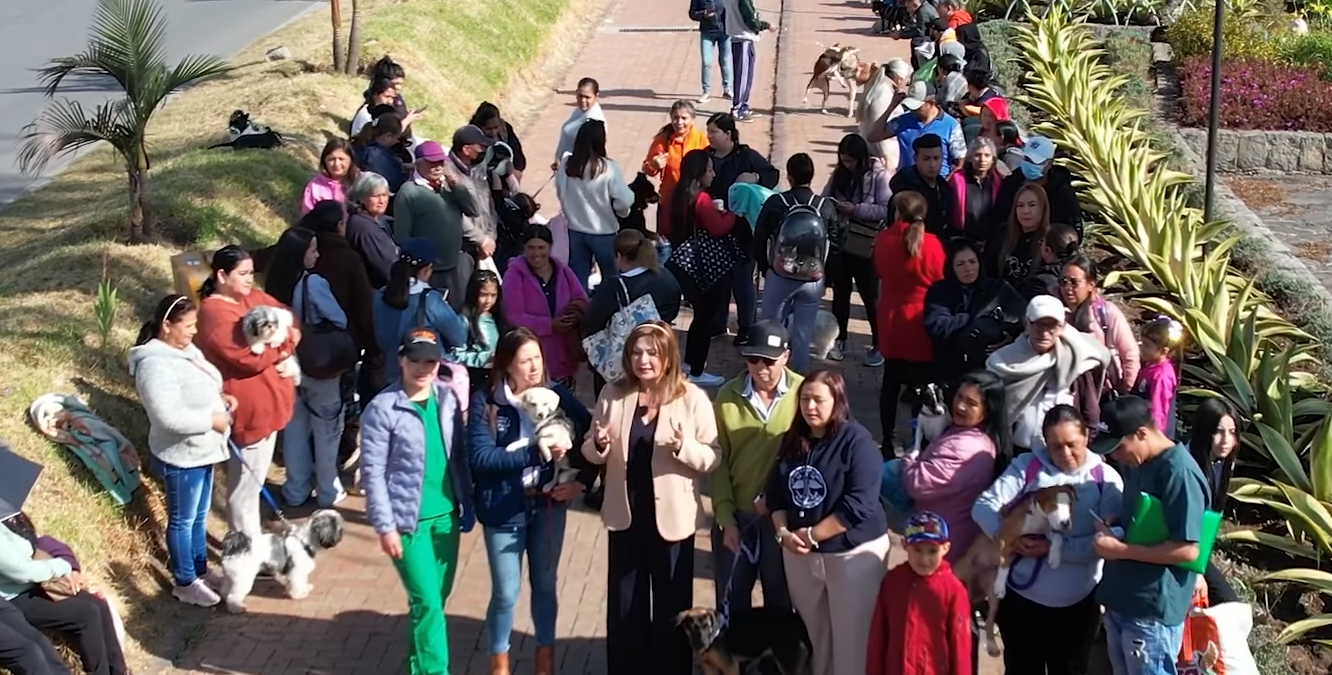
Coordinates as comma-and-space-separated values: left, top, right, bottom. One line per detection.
0, 0, 585, 666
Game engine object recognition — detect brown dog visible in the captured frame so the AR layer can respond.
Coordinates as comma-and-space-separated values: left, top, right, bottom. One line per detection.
802, 43, 874, 117
954, 484, 1079, 658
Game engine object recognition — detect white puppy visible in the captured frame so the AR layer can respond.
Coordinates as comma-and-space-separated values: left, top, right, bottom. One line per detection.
503, 387, 579, 492
240, 305, 301, 385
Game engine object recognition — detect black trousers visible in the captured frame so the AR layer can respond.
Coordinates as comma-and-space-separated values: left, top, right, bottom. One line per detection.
0, 597, 70, 675
830, 253, 880, 344
685, 283, 728, 376
880, 359, 934, 448
1204, 560, 1241, 605
995, 589, 1101, 675
606, 521, 694, 675
8, 590, 125, 675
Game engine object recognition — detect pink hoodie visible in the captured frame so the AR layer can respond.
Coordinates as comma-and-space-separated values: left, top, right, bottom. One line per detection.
1083, 296, 1142, 391
502, 257, 588, 379
301, 173, 346, 214
901, 425, 997, 562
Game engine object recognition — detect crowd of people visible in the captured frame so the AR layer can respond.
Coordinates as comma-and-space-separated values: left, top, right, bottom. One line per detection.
0, 3, 1246, 675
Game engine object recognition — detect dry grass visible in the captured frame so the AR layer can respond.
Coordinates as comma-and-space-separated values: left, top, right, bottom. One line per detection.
0, 0, 608, 668
1225, 177, 1289, 211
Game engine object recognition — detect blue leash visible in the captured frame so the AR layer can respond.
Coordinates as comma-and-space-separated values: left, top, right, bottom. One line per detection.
227, 437, 290, 525
718, 518, 762, 630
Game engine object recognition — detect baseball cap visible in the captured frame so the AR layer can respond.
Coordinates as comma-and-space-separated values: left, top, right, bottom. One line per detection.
399, 237, 441, 266
1022, 135, 1056, 165
904, 511, 950, 545
1025, 295, 1067, 325
1089, 395, 1155, 456
414, 140, 447, 162
901, 80, 937, 111
452, 124, 495, 148
739, 320, 790, 361
400, 327, 443, 362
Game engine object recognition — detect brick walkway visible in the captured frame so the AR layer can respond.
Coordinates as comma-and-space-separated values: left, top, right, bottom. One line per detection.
159, 1, 1009, 674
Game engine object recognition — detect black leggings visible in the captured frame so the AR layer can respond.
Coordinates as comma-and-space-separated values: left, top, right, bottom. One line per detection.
8, 590, 125, 675
685, 283, 727, 376
995, 589, 1102, 675
0, 596, 70, 675
880, 359, 933, 449
830, 253, 880, 344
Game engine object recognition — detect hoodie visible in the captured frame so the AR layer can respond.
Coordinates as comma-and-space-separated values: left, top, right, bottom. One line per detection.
128, 340, 231, 469
972, 447, 1125, 609
721, 0, 770, 41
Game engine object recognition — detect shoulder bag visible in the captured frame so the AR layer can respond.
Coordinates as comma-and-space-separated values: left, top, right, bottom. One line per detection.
582, 277, 661, 382
295, 273, 359, 380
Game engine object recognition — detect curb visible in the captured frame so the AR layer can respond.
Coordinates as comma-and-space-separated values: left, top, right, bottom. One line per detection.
768, 0, 796, 164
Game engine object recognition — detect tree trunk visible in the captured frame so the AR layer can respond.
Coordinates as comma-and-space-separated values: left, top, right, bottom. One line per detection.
127, 168, 148, 244
331, 0, 346, 73
344, 0, 363, 76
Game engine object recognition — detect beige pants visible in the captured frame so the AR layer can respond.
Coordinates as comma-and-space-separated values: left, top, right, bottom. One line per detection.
225, 432, 277, 539
783, 534, 891, 675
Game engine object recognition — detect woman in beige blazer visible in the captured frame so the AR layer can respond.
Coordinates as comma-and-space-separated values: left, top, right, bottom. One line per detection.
582, 320, 719, 675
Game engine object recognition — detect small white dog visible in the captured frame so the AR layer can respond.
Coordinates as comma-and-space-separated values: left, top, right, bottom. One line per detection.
219, 509, 344, 614
241, 305, 301, 385
503, 387, 579, 492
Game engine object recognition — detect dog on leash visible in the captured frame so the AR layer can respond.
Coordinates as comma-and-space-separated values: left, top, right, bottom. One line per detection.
909, 382, 950, 455
241, 305, 302, 385
677, 607, 813, 675
953, 484, 1080, 657
802, 43, 876, 117
219, 509, 345, 614
505, 387, 580, 492
618, 171, 660, 234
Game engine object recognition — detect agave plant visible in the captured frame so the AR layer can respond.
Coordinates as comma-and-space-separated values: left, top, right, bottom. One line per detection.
17, 0, 232, 242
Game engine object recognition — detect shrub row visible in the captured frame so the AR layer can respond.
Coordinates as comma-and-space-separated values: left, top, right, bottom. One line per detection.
1177, 57, 1332, 132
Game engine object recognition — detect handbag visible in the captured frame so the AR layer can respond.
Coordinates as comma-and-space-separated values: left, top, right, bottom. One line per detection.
840, 215, 884, 259
582, 277, 662, 382
664, 230, 746, 300
295, 273, 359, 380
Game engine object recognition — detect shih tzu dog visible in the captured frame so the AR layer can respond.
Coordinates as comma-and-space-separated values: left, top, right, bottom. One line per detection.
240, 305, 302, 384
219, 509, 345, 614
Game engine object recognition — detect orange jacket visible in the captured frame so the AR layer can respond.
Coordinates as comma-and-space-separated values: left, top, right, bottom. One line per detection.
947, 9, 973, 28
642, 127, 709, 205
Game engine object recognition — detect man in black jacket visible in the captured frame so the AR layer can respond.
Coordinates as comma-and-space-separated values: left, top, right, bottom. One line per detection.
888, 134, 951, 238
988, 135, 1084, 237
689, 0, 732, 103
752, 154, 837, 371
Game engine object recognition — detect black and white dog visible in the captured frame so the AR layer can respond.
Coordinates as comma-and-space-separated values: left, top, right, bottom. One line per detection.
908, 382, 950, 457
219, 509, 345, 614
208, 109, 285, 150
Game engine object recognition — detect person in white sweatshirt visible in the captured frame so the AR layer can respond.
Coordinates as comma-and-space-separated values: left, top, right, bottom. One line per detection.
971, 404, 1124, 675
555, 119, 634, 291
552, 77, 607, 169
128, 294, 234, 608
721, 0, 774, 121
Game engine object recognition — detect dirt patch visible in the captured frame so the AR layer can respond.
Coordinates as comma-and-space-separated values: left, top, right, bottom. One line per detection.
1225, 177, 1289, 211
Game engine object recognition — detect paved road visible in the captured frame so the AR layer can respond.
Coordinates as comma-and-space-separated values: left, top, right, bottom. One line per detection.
0, 0, 322, 206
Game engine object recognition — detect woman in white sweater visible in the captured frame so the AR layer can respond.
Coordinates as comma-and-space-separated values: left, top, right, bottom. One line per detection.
552, 77, 606, 169
556, 119, 633, 291
127, 294, 235, 608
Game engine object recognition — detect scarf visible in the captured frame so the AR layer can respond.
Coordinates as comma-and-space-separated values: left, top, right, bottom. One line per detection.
986, 326, 1111, 423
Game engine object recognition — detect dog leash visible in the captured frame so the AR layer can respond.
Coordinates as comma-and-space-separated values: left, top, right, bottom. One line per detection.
227, 436, 291, 526
530, 172, 555, 200
717, 518, 762, 630
1005, 552, 1045, 591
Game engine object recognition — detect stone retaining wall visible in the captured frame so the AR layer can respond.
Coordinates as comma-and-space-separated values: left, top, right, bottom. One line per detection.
1176, 127, 1332, 173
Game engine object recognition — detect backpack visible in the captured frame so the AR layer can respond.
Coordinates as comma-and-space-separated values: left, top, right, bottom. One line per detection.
769, 194, 829, 282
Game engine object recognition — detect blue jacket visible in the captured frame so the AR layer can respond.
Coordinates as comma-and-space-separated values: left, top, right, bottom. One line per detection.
373, 282, 469, 381
467, 383, 592, 528
360, 381, 474, 535
766, 419, 887, 553
689, 0, 726, 38
355, 141, 407, 192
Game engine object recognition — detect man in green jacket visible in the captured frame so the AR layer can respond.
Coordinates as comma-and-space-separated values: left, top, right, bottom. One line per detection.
711, 320, 800, 611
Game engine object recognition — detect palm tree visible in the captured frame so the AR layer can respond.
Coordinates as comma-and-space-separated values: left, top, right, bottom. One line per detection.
344, 0, 363, 76
18, 0, 232, 243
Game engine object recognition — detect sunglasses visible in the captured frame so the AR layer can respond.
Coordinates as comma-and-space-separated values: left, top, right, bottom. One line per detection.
744, 355, 779, 365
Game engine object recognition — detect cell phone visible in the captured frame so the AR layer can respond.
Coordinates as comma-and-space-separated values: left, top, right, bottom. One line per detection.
413, 105, 428, 115
1089, 509, 1109, 529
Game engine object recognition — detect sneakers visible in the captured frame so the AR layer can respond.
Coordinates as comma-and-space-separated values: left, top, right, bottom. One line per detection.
173, 579, 220, 608
866, 348, 885, 367
200, 568, 226, 593
689, 372, 726, 387
698, 93, 712, 104
828, 340, 847, 361
723, 90, 733, 99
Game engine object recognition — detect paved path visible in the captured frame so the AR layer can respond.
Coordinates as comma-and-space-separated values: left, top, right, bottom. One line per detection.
157, 1, 1000, 674
1224, 175, 1332, 295
0, 0, 321, 206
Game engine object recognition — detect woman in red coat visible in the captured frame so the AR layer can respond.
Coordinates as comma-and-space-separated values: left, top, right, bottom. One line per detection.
873, 191, 945, 451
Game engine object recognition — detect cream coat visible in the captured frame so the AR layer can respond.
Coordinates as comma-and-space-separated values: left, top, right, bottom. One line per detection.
581, 381, 720, 541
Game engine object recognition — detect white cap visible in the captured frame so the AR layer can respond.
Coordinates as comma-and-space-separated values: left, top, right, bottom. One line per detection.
1026, 295, 1067, 324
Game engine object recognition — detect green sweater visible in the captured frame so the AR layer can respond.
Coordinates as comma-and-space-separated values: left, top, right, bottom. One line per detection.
392, 178, 479, 272
712, 370, 803, 528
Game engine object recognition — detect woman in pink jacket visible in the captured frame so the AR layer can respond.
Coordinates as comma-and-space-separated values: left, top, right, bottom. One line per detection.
502, 225, 589, 389
899, 370, 1009, 561
1058, 251, 1141, 392
301, 139, 359, 214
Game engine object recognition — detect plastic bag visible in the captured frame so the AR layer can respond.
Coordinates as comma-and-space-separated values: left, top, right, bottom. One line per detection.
1177, 589, 1259, 675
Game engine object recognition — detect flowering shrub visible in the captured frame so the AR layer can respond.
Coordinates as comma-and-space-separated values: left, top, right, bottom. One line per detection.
1177, 57, 1332, 132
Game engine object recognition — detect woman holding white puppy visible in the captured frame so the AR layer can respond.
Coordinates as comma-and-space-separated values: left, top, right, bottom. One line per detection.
194, 245, 299, 541
582, 321, 719, 675
467, 327, 591, 675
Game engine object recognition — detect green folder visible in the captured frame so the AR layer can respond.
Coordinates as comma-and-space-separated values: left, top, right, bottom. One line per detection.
1123, 493, 1221, 574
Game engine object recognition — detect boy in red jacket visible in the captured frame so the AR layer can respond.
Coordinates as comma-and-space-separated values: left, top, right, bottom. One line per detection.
866, 511, 973, 675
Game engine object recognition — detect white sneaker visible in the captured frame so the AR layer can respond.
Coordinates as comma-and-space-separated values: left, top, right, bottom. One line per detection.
200, 568, 226, 593
173, 579, 221, 607
865, 348, 885, 367
828, 340, 847, 361
697, 93, 712, 104
688, 372, 725, 387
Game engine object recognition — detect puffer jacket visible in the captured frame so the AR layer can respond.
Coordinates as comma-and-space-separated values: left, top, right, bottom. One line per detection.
128, 339, 230, 469
360, 381, 474, 535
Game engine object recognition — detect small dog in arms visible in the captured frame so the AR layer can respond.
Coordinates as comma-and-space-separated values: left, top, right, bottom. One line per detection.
241, 305, 301, 385
219, 509, 345, 614
505, 387, 579, 492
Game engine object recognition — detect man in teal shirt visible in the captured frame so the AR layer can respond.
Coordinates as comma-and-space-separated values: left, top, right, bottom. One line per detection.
1090, 396, 1210, 675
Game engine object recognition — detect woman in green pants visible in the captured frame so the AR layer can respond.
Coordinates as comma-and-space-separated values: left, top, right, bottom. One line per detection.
361, 327, 475, 675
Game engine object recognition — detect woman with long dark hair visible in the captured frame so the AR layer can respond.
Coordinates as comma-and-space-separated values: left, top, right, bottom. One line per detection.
670, 148, 737, 387
1189, 398, 1241, 604
351, 113, 408, 192
129, 294, 234, 607
768, 370, 888, 675
350, 76, 398, 136
302, 138, 360, 214
643, 100, 708, 238
556, 119, 633, 291
194, 246, 297, 540
823, 133, 892, 365
471, 101, 527, 178
945, 136, 1003, 245
987, 182, 1050, 287
923, 237, 1025, 386
450, 269, 508, 386
371, 237, 468, 384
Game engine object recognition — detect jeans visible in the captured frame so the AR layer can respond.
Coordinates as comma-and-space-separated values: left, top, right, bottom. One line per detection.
710, 510, 790, 612
1103, 610, 1186, 675
156, 458, 213, 587
713, 258, 758, 337
568, 229, 618, 293
700, 34, 733, 96
393, 514, 461, 675
759, 271, 824, 373
730, 39, 758, 117
225, 432, 276, 540
282, 376, 345, 507
482, 502, 569, 654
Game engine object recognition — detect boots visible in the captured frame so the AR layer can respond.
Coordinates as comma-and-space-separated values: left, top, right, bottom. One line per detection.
535, 646, 555, 675
490, 653, 510, 675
